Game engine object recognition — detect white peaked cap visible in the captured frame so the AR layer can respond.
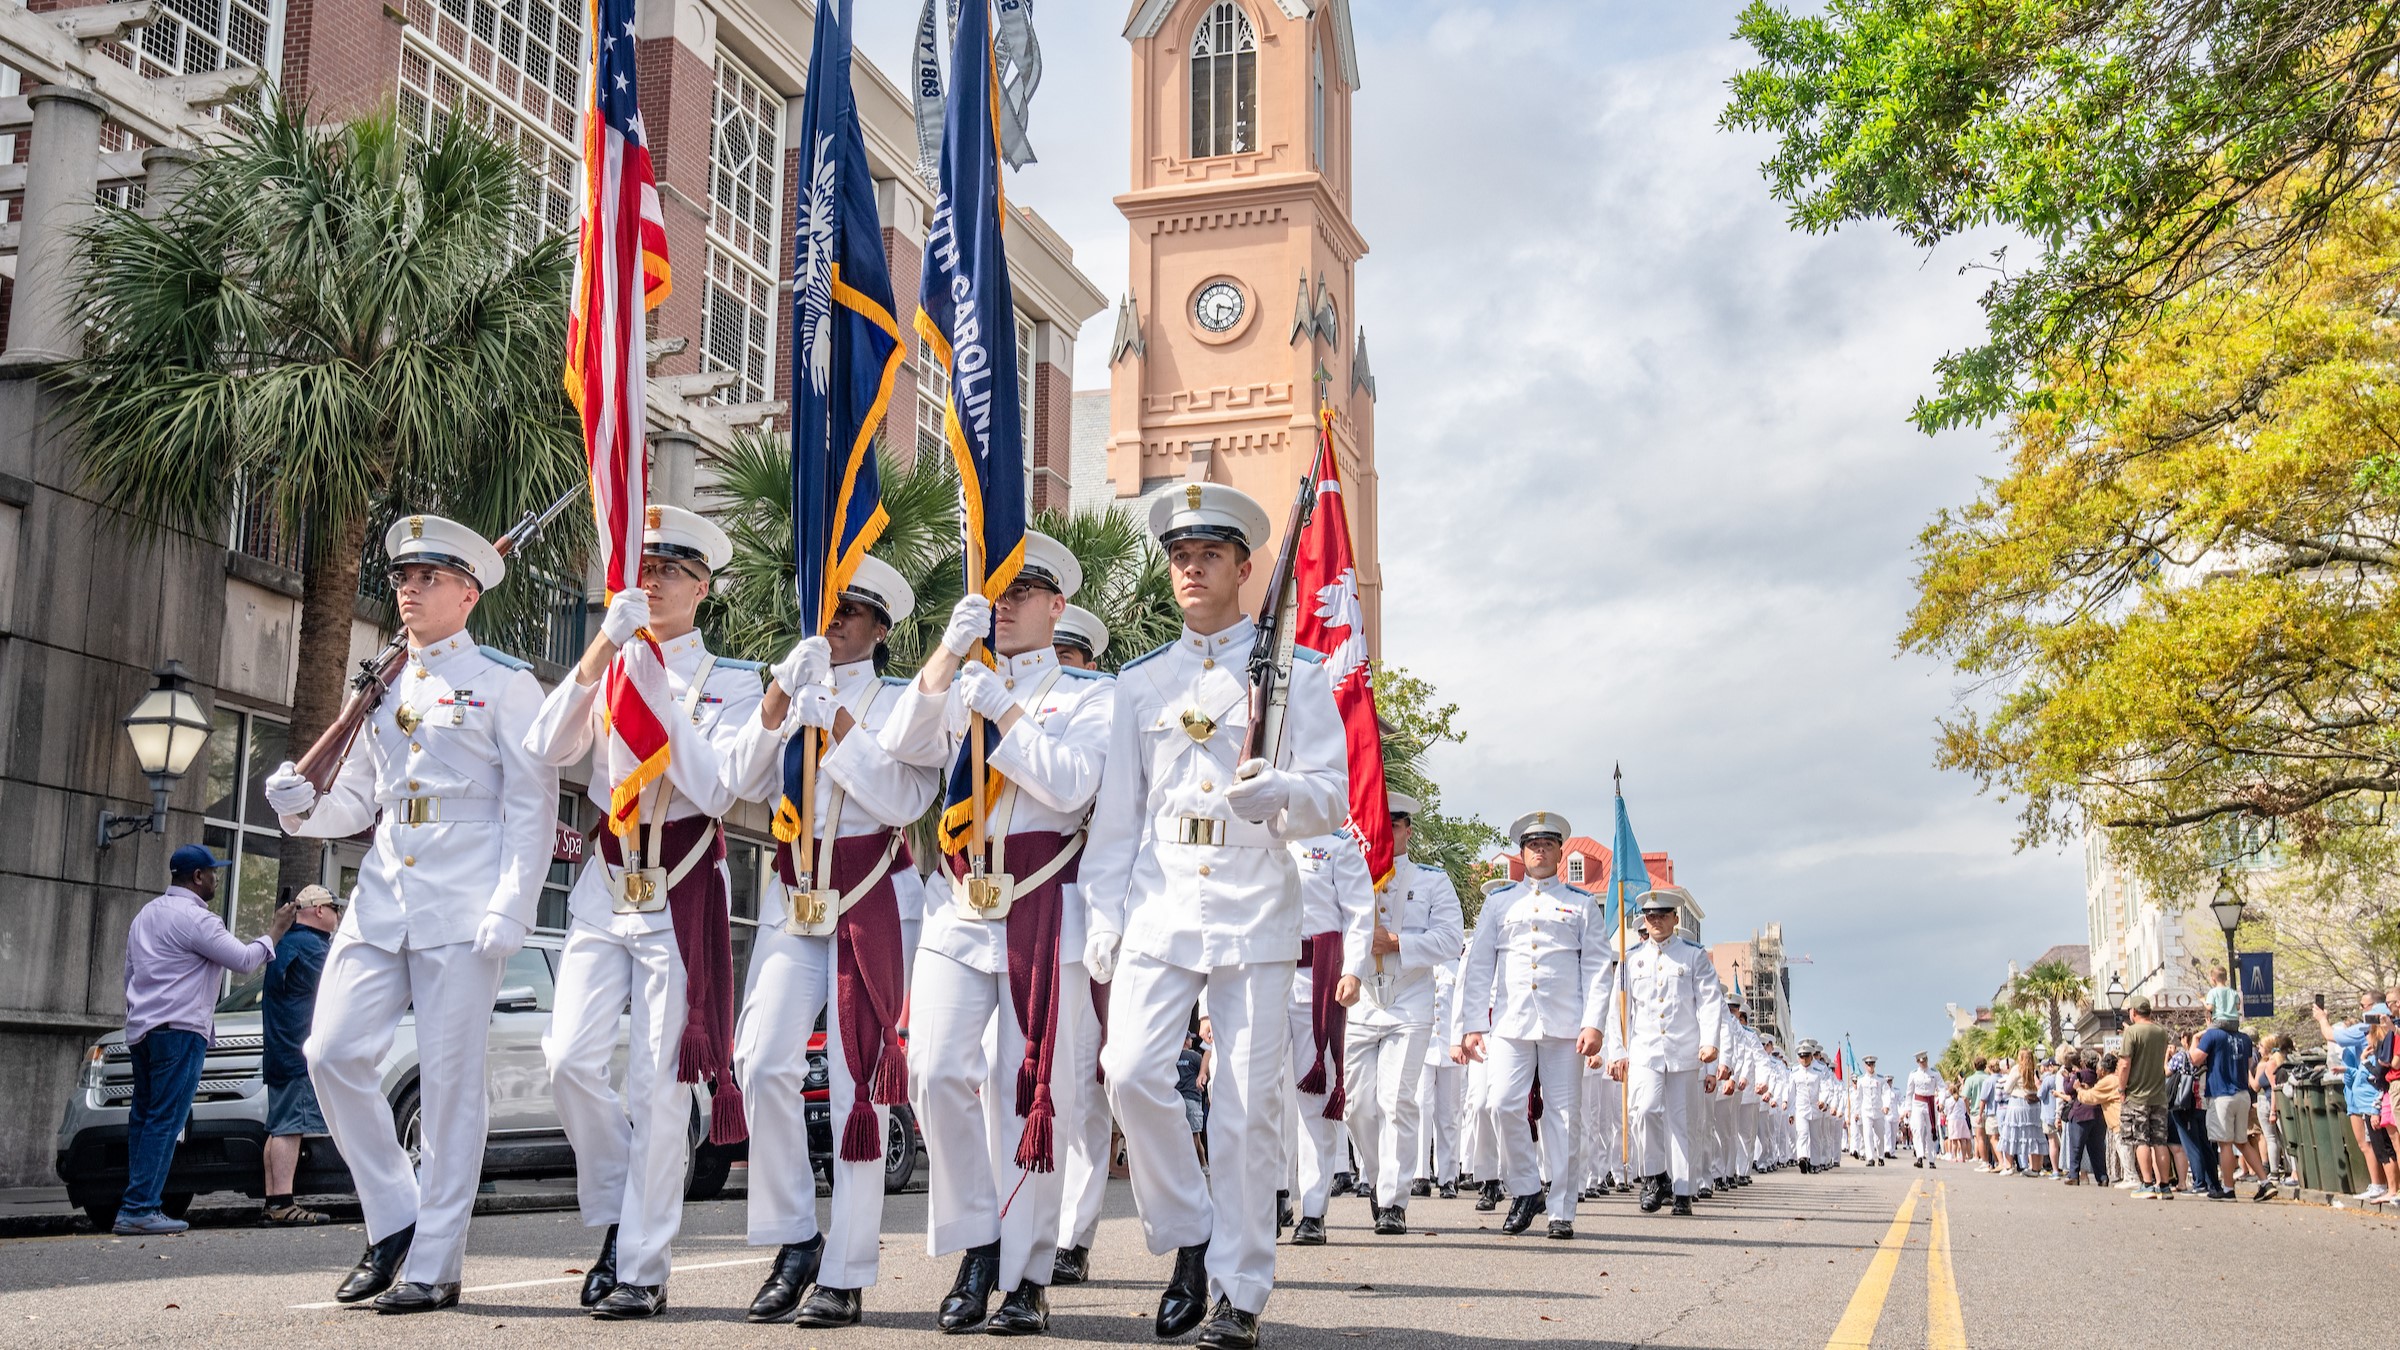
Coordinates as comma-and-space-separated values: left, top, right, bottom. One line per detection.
1149, 481, 1272, 551
643, 504, 732, 572
1635, 884, 1693, 913
1387, 791, 1421, 818
841, 555, 914, 625
1055, 603, 1109, 658
1508, 810, 1569, 844
1018, 531, 1083, 599
386, 513, 504, 589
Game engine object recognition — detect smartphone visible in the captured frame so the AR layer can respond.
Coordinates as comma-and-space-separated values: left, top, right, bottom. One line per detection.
276, 885, 296, 912
2314, 992, 2327, 1010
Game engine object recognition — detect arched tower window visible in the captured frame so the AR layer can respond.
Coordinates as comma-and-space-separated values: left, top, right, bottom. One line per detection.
1190, 3, 1258, 158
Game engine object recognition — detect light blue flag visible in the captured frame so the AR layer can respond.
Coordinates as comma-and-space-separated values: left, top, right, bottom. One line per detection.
1605, 789, 1652, 932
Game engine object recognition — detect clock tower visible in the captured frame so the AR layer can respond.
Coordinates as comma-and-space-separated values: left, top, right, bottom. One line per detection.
1109, 0, 1381, 645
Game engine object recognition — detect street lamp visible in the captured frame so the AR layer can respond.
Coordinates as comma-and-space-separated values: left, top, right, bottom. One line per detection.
2209, 875, 2246, 981
97, 661, 212, 850
2103, 972, 2127, 1031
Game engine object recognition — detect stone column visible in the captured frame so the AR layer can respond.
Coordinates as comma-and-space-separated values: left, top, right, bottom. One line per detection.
139, 146, 200, 219
652, 431, 702, 510
0, 88, 107, 368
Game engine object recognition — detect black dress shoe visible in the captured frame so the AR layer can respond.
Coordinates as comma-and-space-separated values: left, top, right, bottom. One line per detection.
1154, 1242, 1210, 1338
1438, 1180, 1458, 1200
335, 1224, 415, 1304
985, 1281, 1049, 1337
1410, 1178, 1431, 1197
1374, 1205, 1407, 1236
1329, 1172, 1355, 1197
592, 1283, 667, 1320
747, 1235, 825, 1323
1500, 1193, 1541, 1236
1195, 1297, 1261, 1350
1546, 1220, 1574, 1240
1474, 1179, 1503, 1211
1638, 1177, 1664, 1213
1275, 1189, 1291, 1232
1290, 1215, 1325, 1246
581, 1224, 620, 1308
795, 1286, 864, 1328
1696, 1184, 1714, 1200
372, 1281, 460, 1314
939, 1241, 1002, 1333
1671, 1195, 1694, 1217
1050, 1244, 1091, 1286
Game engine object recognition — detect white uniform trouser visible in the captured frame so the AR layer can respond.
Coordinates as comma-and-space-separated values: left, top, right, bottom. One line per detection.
545, 923, 693, 1287
1628, 1065, 1704, 1197
1486, 1035, 1579, 1223
1415, 1062, 1463, 1182
1058, 984, 1113, 1254
1733, 1095, 1758, 1176
305, 934, 504, 1286
910, 949, 1095, 1292
1283, 979, 1345, 1219
1343, 1019, 1432, 1207
1461, 1055, 1500, 1181
1910, 1099, 1937, 1161
1104, 953, 1293, 1317
734, 925, 887, 1289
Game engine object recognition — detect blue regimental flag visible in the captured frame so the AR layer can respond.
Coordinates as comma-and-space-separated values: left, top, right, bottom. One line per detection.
1605, 791, 1653, 932
919, 0, 1026, 854
776, 0, 901, 843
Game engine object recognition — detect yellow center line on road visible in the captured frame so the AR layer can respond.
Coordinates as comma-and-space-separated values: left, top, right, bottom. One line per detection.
1927, 1181, 1966, 1350
1823, 1180, 1923, 1349
286, 1254, 771, 1310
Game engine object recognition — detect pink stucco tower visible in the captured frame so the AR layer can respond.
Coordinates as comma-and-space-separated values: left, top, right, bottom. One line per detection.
1109, 0, 1382, 647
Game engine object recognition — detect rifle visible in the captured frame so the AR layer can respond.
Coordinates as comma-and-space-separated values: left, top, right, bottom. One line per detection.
1241, 446, 1323, 763
292, 485, 586, 792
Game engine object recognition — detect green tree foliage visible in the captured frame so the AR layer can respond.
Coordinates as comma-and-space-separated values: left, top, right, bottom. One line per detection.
55, 99, 585, 890
1376, 665, 1504, 923
1724, 1, 2400, 431
2012, 959, 2091, 1048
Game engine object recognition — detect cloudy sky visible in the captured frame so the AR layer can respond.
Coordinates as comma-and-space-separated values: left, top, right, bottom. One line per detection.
857, 1, 2087, 1056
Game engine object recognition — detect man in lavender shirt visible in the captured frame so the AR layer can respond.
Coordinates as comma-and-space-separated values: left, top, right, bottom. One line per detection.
115, 843, 294, 1234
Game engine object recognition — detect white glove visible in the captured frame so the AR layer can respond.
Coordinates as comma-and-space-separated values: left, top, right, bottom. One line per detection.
940, 594, 993, 658
601, 588, 652, 647
1084, 931, 1121, 985
263, 761, 318, 816
955, 662, 1017, 721
1222, 757, 1289, 823
774, 635, 832, 696
788, 684, 839, 731
473, 912, 528, 959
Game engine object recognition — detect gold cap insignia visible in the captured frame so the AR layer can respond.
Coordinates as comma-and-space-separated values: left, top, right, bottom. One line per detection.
408, 516, 424, 540
1185, 483, 1204, 510
645, 504, 661, 529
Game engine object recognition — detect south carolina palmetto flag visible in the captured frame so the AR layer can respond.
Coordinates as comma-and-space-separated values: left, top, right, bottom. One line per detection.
1291, 411, 1394, 887
565, 0, 673, 835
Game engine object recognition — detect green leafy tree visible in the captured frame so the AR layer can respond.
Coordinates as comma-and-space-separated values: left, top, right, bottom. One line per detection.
1376, 664, 1504, 924
2012, 960, 2091, 1049
55, 99, 585, 897
1724, 0, 2400, 432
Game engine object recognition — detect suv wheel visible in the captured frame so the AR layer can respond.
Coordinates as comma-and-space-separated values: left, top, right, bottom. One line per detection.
883, 1107, 920, 1194
392, 1084, 425, 1170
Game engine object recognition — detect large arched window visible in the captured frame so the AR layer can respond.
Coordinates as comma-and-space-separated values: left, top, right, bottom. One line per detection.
1190, 3, 1257, 158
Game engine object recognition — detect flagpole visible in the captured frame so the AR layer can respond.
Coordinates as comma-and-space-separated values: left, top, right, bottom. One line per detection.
1615, 764, 1631, 1160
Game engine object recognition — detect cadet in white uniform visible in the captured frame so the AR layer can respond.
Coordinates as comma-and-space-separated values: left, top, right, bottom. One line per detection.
1458, 812, 1608, 1240
1344, 793, 1463, 1234
525, 508, 761, 1319
1283, 831, 1371, 1246
1080, 485, 1348, 1350
1787, 1041, 1837, 1171
1410, 954, 1465, 1198
1600, 885, 1725, 1217
726, 558, 939, 1328
264, 516, 557, 1312
1046, 604, 1116, 1289
881, 533, 1114, 1336
1907, 1051, 1943, 1168
1855, 1056, 1891, 1163
1460, 877, 1509, 1211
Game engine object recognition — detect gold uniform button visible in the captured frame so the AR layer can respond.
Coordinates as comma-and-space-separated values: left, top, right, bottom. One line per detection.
403, 856, 416, 867
411, 743, 423, 753
1203, 658, 1215, 670
1197, 864, 1212, 877
1201, 781, 1214, 793
1005, 679, 1015, 690
407, 779, 420, 791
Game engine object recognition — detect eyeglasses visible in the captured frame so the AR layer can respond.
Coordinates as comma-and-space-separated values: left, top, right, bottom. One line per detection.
386, 565, 463, 592
638, 558, 703, 584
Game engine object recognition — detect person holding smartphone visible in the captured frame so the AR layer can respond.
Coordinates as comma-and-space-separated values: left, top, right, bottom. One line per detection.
261, 885, 344, 1226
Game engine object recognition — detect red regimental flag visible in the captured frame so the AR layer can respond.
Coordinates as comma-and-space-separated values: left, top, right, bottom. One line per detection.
1290, 410, 1394, 887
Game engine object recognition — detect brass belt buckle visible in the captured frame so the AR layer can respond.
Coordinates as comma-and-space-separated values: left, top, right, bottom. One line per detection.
611, 866, 669, 914
1175, 816, 1225, 847
954, 869, 1016, 920
783, 888, 840, 934
399, 798, 436, 826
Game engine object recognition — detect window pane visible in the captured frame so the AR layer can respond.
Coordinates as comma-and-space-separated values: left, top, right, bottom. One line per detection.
200, 709, 242, 823
727, 838, 761, 985
229, 838, 282, 943
242, 717, 289, 828
501, 946, 556, 1011
1211, 53, 1233, 156
1233, 52, 1255, 152
1190, 49, 1209, 157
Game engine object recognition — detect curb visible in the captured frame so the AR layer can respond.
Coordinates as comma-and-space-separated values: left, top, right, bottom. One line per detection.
0, 1184, 747, 1241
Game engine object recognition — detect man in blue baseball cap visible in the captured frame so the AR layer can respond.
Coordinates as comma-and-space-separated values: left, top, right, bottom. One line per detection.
115, 844, 296, 1234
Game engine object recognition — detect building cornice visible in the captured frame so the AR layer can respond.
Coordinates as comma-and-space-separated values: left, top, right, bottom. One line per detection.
1115, 171, 1368, 261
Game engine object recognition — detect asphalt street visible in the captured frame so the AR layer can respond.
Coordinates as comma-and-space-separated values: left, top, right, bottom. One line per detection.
2, 1163, 2391, 1349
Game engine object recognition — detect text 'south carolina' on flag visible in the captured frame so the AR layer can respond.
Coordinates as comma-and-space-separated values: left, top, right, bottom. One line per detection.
1291, 412, 1394, 887
775, 0, 902, 844
921, 0, 1028, 856
565, 0, 673, 835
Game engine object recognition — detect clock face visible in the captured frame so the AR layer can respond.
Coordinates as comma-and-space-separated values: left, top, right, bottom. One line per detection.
1194, 281, 1245, 334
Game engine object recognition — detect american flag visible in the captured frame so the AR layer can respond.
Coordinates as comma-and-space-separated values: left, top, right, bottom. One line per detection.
565, 0, 673, 835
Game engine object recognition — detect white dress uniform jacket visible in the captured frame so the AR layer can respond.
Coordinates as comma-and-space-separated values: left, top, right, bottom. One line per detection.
1458, 878, 1610, 1042
1598, 935, 1728, 1071
1353, 858, 1465, 1028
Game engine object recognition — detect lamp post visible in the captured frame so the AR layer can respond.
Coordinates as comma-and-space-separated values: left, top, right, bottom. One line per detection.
97, 661, 212, 849
2209, 875, 2246, 986
2103, 972, 2127, 1033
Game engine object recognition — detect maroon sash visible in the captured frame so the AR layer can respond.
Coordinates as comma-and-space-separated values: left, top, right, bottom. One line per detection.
776, 830, 910, 1161
943, 830, 1079, 1171
1296, 930, 1347, 1119
598, 818, 744, 1144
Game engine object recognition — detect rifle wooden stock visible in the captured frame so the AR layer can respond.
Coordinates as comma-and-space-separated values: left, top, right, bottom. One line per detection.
290, 486, 583, 794
1242, 463, 1319, 763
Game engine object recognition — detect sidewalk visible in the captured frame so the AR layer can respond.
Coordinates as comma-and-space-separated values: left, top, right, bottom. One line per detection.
0, 1172, 750, 1240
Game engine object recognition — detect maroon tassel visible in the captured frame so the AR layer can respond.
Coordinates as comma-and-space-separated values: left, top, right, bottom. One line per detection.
1321, 1080, 1346, 1121
1014, 1084, 1057, 1173
1297, 1055, 1329, 1096
871, 1033, 909, 1107
708, 1076, 748, 1146
1016, 1057, 1039, 1118
677, 1020, 711, 1084
840, 1101, 882, 1162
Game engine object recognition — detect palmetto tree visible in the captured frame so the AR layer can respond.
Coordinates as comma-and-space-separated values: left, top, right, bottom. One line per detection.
56, 100, 587, 887
2012, 960, 2092, 1049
